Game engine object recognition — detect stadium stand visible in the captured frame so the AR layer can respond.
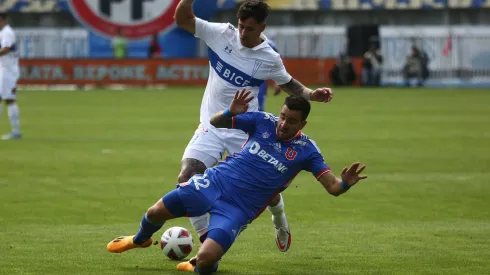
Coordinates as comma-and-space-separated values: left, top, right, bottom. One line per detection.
5, 0, 490, 88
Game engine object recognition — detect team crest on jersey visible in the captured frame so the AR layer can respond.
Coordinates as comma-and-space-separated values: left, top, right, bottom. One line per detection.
285, 148, 298, 161
251, 60, 263, 79
262, 131, 270, 139
224, 46, 232, 54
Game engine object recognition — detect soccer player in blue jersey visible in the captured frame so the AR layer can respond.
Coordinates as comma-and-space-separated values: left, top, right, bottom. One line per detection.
106, 89, 367, 274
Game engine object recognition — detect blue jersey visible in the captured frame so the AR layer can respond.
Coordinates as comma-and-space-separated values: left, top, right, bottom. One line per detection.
204, 112, 330, 220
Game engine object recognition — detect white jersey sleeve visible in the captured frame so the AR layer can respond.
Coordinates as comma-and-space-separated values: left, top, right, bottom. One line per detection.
269, 57, 292, 85
195, 17, 229, 45
0, 28, 15, 49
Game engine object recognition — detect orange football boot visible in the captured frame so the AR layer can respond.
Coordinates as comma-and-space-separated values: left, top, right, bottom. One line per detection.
106, 235, 152, 253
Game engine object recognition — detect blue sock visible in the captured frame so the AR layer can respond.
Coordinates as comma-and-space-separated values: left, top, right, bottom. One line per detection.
199, 232, 208, 244
194, 261, 219, 274
133, 213, 164, 245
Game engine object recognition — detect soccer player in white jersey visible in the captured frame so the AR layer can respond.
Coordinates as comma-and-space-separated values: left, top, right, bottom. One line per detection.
0, 13, 21, 140
173, 0, 333, 254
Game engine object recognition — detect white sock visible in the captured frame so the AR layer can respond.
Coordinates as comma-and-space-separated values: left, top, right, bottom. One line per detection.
267, 195, 288, 229
7, 103, 20, 134
189, 214, 209, 239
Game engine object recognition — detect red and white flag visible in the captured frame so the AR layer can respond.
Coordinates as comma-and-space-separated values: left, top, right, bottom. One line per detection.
442, 35, 452, 56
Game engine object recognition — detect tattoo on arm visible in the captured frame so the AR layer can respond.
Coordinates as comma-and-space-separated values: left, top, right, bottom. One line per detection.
210, 111, 233, 129
279, 78, 312, 98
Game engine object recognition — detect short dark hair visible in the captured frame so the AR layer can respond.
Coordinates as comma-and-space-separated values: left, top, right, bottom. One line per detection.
284, 96, 311, 121
237, 0, 269, 24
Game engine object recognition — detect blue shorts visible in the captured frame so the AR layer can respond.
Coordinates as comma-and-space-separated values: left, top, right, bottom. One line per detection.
162, 174, 249, 252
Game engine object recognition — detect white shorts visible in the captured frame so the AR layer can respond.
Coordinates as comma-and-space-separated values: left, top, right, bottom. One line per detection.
182, 123, 248, 168
0, 75, 18, 100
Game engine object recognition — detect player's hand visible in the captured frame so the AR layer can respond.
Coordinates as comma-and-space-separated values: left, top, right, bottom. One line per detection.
229, 88, 254, 115
310, 87, 333, 103
340, 162, 368, 187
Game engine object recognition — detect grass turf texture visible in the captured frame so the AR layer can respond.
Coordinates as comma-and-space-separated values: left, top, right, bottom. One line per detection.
0, 87, 489, 275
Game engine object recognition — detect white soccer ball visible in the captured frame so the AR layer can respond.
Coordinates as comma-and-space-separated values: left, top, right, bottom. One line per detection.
160, 226, 194, 260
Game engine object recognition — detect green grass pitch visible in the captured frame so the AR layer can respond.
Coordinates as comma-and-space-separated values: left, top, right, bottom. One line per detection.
0, 87, 489, 275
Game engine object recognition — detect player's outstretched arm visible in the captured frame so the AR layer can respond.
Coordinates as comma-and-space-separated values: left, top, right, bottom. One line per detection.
174, 0, 196, 34
210, 88, 254, 129
318, 162, 367, 196
279, 78, 333, 103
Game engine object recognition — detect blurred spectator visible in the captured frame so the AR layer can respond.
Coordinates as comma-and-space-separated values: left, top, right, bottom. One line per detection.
330, 53, 356, 86
148, 34, 162, 58
362, 45, 383, 86
403, 46, 430, 86
112, 28, 127, 59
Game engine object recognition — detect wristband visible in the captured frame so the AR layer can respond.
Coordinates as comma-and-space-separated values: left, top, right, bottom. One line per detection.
340, 181, 350, 190
223, 108, 234, 118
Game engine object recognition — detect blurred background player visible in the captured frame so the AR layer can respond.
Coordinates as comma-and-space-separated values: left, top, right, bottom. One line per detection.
362, 42, 383, 87
257, 39, 282, 111
106, 90, 367, 274
174, 0, 333, 255
0, 13, 21, 140
148, 33, 162, 58
112, 28, 127, 59
403, 45, 430, 87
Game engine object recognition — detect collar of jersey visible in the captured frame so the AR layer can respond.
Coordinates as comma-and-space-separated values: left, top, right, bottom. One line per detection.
277, 131, 302, 143
237, 31, 270, 51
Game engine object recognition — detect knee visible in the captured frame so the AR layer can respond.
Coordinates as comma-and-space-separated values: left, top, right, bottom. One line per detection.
268, 193, 282, 207
5, 99, 15, 105
146, 200, 171, 222
177, 172, 191, 184
146, 204, 161, 221
178, 159, 207, 183
196, 250, 219, 272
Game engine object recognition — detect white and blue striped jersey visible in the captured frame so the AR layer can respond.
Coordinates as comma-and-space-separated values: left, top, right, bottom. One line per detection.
194, 18, 292, 128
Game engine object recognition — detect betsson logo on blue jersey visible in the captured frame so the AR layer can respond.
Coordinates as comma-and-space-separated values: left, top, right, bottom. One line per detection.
248, 141, 288, 173
208, 48, 264, 87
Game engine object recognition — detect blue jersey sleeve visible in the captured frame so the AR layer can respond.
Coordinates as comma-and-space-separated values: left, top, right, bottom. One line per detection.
232, 112, 262, 134
303, 141, 330, 180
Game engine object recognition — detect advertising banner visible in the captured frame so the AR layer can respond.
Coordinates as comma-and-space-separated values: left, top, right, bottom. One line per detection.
18, 58, 363, 86
319, 0, 490, 9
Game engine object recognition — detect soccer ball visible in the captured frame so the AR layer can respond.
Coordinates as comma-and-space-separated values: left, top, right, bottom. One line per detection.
160, 226, 194, 260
